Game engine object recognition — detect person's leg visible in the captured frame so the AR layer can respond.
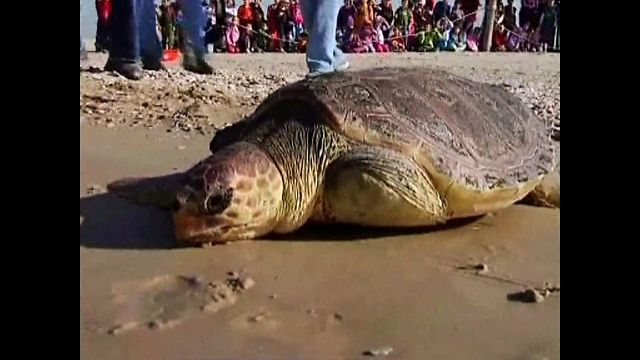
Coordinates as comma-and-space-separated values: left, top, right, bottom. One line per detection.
301, 0, 347, 75
81, 35, 88, 60
137, 0, 163, 69
95, 0, 107, 51
105, 0, 143, 80
179, 0, 214, 73
179, 0, 205, 57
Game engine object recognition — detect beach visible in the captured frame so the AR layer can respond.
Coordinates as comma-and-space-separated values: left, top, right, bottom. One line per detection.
80, 52, 560, 360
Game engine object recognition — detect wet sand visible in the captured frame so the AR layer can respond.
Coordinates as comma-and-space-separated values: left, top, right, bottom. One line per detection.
80, 53, 559, 360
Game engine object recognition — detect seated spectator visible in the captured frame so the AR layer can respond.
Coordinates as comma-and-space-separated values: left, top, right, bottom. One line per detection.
415, 23, 441, 52
226, 15, 241, 53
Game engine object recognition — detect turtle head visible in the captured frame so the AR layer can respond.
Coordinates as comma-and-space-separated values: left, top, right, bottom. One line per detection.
107, 142, 284, 245
172, 142, 284, 244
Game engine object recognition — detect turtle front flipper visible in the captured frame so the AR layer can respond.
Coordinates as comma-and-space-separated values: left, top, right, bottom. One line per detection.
317, 146, 448, 227
519, 166, 560, 208
107, 172, 187, 210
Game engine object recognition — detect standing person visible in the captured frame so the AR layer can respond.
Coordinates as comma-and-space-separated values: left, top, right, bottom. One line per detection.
267, 0, 282, 51
95, 0, 112, 52
503, 0, 517, 30
519, 0, 538, 28
105, 0, 213, 80
237, 0, 255, 50
413, 1, 432, 32
449, 0, 465, 24
290, 0, 305, 42
80, 1, 88, 60
300, 0, 350, 76
178, 0, 214, 73
252, 0, 266, 27
433, 0, 452, 24
394, 0, 412, 46
554, 0, 559, 50
375, 0, 394, 39
237, 0, 255, 29
538, 0, 557, 52
159, 0, 177, 50
460, 0, 479, 32
338, 0, 357, 31
375, 0, 394, 27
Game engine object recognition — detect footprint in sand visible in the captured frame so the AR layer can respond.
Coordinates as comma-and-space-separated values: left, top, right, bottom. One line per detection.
108, 273, 254, 335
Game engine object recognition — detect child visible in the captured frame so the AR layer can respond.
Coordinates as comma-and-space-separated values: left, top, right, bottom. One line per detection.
159, 0, 176, 50
415, 23, 441, 52
361, 25, 377, 53
450, 24, 467, 51
466, 26, 481, 52
347, 32, 367, 53
492, 24, 507, 52
374, 18, 390, 52
226, 16, 241, 53
394, 0, 413, 44
526, 26, 541, 52
290, 0, 304, 41
506, 25, 522, 51
256, 21, 271, 52
297, 32, 308, 52
241, 23, 255, 53
390, 27, 406, 52
436, 17, 454, 51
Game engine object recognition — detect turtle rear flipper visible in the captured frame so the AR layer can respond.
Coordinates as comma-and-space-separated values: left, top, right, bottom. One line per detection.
519, 167, 560, 208
107, 173, 187, 210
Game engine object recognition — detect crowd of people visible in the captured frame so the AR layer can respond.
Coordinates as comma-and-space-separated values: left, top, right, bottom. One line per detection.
89, 0, 559, 60
141, 0, 560, 55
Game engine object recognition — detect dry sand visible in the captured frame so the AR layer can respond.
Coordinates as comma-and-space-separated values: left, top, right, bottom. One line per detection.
80, 52, 559, 360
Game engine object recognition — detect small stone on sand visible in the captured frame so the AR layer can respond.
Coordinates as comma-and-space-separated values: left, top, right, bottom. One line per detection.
475, 263, 490, 274
508, 288, 545, 303
108, 322, 138, 335
240, 277, 255, 290
363, 346, 394, 357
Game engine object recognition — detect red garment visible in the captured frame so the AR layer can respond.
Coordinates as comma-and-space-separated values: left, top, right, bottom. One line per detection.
493, 29, 507, 49
96, 0, 112, 22
237, 4, 255, 27
267, 3, 279, 31
267, 3, 280, 49
426, 0, 435, 11
460, 0, 480, 14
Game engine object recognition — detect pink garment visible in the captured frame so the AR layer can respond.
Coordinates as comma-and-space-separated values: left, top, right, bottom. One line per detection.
375, 43, 390, 52
226, 25, 240, 47
291, 3, 304, 25
466, 33, 478, 51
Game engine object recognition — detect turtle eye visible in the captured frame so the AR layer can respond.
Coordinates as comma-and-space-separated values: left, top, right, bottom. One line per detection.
204, 189, 233, 215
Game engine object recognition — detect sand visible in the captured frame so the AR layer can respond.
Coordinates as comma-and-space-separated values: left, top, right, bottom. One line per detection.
80, 52, 559, 360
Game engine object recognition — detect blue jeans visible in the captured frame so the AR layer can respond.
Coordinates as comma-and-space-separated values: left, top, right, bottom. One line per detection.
178, 0, 206, 58
109, 0, 204, 63
300, 0, 346, 73
109, 0, 159, 63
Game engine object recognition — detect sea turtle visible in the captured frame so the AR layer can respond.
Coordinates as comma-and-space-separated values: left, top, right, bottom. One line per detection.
108, 67, 560, 245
